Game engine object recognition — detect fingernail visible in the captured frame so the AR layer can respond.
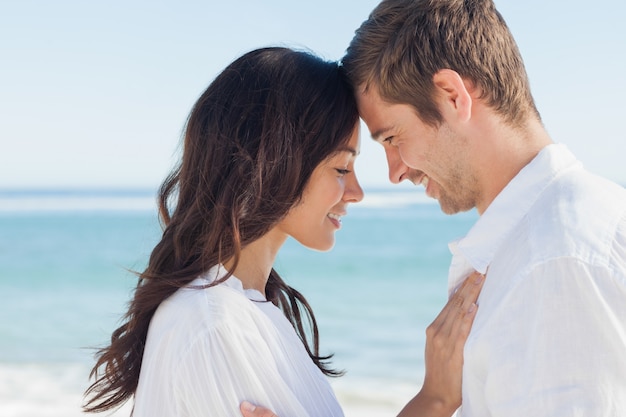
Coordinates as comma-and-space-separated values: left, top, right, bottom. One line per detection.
468, 303, 477, 313
474, 273, 484, 284
241, 401, 256, 412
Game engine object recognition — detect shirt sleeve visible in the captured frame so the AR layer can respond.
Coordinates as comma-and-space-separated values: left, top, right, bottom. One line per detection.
479, 254, 626, 416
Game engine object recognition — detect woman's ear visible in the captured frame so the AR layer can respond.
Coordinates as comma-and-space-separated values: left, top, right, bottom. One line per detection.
432, 69, 472, 123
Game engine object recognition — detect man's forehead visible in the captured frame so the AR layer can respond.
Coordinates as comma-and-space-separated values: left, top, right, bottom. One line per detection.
356, 82, 382, 102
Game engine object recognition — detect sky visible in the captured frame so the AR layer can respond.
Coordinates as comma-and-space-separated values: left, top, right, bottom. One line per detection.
1, 0, 625, 190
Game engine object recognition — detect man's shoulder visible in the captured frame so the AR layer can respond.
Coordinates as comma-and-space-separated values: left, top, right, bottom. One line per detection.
535, 167, 626, 216
521, 168, 626, 263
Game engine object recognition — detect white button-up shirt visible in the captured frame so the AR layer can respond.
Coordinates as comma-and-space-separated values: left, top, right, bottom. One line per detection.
448, 144, 626, 416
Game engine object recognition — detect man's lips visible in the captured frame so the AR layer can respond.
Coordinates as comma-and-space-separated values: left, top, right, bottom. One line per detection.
410, 171, 436, 199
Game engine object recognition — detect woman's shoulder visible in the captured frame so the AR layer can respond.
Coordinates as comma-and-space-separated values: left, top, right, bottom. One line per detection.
151, 267, 265, 336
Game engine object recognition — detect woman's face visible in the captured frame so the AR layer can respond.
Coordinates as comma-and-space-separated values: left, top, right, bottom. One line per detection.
276, 124, 364, 251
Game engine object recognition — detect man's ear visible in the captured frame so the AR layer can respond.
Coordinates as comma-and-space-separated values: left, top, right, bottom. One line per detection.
432, 69, 472, 122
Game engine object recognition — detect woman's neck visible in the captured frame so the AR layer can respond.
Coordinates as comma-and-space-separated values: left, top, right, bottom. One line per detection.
224, 228, 287, 296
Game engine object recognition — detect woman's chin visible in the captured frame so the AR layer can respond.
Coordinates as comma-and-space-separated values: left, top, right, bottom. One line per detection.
299, 238, 335, 253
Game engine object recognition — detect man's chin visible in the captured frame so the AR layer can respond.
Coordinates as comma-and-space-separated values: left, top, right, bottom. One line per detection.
437, 198, 474, 215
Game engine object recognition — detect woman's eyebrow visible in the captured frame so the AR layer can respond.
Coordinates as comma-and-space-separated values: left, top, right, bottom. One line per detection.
335, 146, 359, 156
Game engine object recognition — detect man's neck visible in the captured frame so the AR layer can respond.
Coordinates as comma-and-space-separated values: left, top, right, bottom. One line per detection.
473, 117, 552, 215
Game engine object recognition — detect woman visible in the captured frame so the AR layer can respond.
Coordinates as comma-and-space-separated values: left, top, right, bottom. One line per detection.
84, 47, 481, 417
84, 46, 361, 417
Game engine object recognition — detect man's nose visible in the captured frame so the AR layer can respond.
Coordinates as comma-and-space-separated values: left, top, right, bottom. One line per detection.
386, 148, 410, 184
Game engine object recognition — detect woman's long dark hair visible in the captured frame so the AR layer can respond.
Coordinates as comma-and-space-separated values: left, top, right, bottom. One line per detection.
83, 47, 359, 413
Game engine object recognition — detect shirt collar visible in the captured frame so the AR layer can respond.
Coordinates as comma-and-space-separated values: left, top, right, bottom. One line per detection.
202, 264, 267, 302
447, 143, 581, 292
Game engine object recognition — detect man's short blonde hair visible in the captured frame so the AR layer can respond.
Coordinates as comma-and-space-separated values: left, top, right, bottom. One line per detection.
343, 0, 541, 128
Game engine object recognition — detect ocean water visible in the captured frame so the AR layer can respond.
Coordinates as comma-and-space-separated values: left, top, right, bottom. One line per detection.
0, 189, 477, 417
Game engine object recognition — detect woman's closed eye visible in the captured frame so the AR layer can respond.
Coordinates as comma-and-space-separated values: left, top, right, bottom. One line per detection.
335, 168, 351, 176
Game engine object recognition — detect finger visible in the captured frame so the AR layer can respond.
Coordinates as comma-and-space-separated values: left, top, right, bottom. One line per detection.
455, 271, 484, 313
432, 272, 483, 330
240, 401, 279, 417
446, 272, 484, 338
429, 271, 484, 344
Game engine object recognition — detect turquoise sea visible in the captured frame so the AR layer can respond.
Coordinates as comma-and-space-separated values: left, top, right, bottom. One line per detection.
0, 189, 477, 417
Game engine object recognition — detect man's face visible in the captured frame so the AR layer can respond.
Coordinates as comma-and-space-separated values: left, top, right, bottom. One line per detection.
356, 86, 479, 215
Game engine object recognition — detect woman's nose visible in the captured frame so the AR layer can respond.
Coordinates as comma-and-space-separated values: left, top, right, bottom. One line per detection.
344, 172, 364, 203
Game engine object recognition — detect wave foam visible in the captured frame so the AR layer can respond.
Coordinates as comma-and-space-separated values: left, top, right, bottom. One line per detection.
0, 189, 433, 212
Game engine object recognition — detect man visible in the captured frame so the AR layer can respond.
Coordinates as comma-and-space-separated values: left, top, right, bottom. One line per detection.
243, 0, 626, 415
345, 0, 626, 415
